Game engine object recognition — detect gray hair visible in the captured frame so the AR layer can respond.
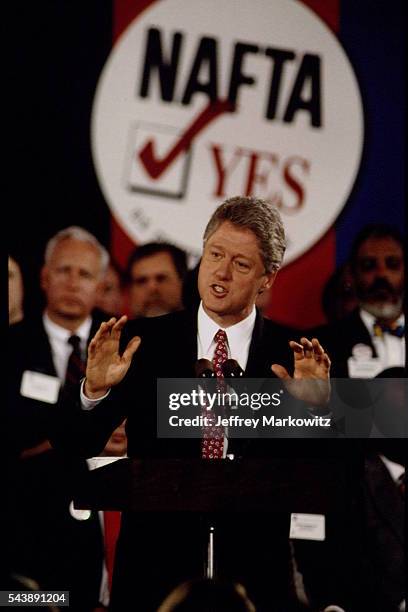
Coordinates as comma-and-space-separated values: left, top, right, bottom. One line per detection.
44, 226, 110, 277
203, 196, 286, 272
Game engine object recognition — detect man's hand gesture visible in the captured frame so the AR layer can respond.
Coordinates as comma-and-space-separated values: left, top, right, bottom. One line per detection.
272, 337, 331, 407
84, 316, 141, 399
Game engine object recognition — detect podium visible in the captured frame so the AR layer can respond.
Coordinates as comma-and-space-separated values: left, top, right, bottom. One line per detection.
74, 456, 358, 513
74, 456, 362, 608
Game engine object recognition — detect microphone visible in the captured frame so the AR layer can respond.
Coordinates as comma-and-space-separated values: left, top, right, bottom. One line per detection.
194, 360, 217, 413
221, 359, 244, 378
195, 359, 216, 378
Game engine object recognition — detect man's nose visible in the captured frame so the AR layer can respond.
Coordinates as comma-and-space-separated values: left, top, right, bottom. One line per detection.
146, 278, 160, 293
214, 258, 233, 280
66, 270, 81, 288
375, 261, 393, 282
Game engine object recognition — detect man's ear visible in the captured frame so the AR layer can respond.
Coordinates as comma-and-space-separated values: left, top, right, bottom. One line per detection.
259, 270, 277, 293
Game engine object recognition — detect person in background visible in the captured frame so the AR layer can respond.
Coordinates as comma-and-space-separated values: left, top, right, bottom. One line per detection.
126, 242, 187, 318
295, 225, 405, 612
96, 261, 125, 318
297, 438, 406, 612
8, 226, 110, 611
312, 224, 405, 377
9, 255, 24, 325
361, 441, 405, 612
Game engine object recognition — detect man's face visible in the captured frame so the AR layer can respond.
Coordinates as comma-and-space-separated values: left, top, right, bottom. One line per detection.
198, 221, 276, 327
41, 238, 103, 324
129, 251, 183, 317
354, 236, 404, 320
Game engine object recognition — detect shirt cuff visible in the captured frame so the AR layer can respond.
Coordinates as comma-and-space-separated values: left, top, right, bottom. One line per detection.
80, 378, 110, 410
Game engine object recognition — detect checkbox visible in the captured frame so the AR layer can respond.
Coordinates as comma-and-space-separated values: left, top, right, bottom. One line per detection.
125, 121, 192, 199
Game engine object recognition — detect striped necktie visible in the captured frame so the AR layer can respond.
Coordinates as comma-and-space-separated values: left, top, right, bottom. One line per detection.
65, 334, 86, 388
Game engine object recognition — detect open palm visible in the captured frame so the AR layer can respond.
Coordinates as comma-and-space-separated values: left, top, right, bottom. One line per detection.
272, 337, 331, 407
85, 316, 141, 399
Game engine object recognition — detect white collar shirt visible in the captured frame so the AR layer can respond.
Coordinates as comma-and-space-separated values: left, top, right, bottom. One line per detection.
43, 312, 92, 381
197, 301, 256, 370
359, 308, 405, 370
379, 454, 405, 484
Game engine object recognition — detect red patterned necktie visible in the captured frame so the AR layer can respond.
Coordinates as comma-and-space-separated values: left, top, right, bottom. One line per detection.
201, 329, 228, 459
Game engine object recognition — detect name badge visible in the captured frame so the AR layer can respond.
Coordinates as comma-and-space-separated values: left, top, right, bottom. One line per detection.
289, 513, 325, 541
20, 370, 61, 404
347, 357, 383, 378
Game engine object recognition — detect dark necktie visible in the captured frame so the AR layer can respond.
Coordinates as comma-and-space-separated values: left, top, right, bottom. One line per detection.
397, 472, 405, 498
201, 329, 228, 459
373, 321, 405, 338
65, 334, 86, 388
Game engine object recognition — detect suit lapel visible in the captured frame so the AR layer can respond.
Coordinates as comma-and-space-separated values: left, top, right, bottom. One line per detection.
29, 322, 58, 377
365, 455, 404, 544
350, 310, 378, 358
182, 309, 198, 376
245, 310, 265, 377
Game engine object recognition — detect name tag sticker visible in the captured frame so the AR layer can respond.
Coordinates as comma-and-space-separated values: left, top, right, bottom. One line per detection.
347, 357, 383, 378
289, 513, 325, 541
20, 370, 61, 404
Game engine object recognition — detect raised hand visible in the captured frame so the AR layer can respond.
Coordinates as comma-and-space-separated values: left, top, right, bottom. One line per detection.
84, 316, 141, 399
271, 337, 331, 407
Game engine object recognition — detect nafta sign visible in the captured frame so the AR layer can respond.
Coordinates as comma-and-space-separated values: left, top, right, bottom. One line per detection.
92, 0, 364, 264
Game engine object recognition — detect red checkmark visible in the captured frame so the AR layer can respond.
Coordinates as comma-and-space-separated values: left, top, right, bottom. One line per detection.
138, 99, 233, 180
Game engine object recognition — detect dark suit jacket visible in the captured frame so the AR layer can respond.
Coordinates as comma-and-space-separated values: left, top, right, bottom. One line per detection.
312, 308, 376, 377
52, 308, 361, 612
361, 453, 405, 611
7, 313, 105, 610
296, 450, 406, 612
8, 311, 106, 454
55, 308, 302, 458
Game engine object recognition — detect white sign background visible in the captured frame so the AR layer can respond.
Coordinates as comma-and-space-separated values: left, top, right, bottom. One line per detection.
92, 0, 364, 265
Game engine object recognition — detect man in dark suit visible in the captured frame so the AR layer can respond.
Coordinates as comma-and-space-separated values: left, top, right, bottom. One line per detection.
8, 226, 110, 611
53, 197, 334, 611
362, 443, 405, 612
315, 224, 405, 378
294, 441, 406, 612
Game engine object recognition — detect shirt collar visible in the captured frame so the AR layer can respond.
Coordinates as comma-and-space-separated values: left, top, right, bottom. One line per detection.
197, 301, 256, 356
43, 311, 93, 345
380, 454, 405, 483
360, 308, 405, 338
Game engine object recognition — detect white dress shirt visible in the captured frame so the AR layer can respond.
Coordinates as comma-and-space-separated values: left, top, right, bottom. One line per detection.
197, 302, 256, 369
360, 309, 405, 371
43, 312, 92, 381
379, 454, 405, 485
